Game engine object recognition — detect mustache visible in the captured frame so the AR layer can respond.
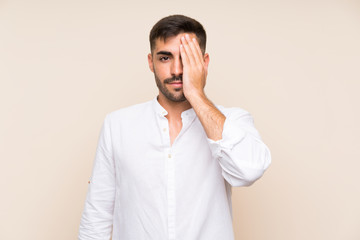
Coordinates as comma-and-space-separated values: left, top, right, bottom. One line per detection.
164, 75, 182, 84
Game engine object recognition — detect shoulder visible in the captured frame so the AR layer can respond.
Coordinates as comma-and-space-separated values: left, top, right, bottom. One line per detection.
215, 105, 258, 135
215, 104, 252, 119
105, 100, 153, 123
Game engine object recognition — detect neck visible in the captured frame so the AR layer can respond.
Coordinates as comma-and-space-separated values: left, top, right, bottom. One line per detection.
157, 94, 192, 120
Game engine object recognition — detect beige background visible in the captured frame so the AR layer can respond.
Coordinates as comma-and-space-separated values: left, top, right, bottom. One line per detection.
1, 0, 359, 239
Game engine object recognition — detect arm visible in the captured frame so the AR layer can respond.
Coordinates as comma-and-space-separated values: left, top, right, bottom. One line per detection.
79, 114, 115, 239
179, 34, 225, 141
206, 107, 271, 187
185, 91, 225, 141
180, 34, 271, 187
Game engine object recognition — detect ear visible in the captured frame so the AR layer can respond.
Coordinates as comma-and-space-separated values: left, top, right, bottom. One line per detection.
203, 53, 210, 72
148, 53, 154, 73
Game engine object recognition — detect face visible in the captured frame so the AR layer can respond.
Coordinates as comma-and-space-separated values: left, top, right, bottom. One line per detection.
148, 33, 198, 102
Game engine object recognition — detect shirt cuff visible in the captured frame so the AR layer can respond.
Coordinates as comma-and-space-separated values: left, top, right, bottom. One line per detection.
206, 116, 247, 158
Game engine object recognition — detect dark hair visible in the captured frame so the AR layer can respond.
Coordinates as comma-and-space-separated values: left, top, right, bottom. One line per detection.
149, 14, 207, 54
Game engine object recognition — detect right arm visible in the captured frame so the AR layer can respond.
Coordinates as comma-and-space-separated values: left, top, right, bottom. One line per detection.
78, 114, 115, 240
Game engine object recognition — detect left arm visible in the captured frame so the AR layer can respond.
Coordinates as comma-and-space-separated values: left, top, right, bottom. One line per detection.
180, 34, 271, 187
179, 34, 225, 141
185, 91, 225, 141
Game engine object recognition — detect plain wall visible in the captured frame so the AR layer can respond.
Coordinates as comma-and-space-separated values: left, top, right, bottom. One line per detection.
1, 0, 359, 239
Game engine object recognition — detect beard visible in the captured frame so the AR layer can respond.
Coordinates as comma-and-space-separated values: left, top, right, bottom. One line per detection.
154, 70, 186, 102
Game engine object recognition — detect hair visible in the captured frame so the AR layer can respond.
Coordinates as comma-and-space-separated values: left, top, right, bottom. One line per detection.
149, 14, 207, 54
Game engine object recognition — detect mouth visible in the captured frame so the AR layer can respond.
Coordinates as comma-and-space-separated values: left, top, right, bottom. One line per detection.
168, 81, 183, 87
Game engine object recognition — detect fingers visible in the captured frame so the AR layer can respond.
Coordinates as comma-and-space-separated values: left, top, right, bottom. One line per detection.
192, 37, 204, 62
179, 44, 189, 65
180, 34, 204, 67
180, 37, 194, 66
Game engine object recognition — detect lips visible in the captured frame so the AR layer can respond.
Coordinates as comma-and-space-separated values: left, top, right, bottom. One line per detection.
168, 81, 183, 87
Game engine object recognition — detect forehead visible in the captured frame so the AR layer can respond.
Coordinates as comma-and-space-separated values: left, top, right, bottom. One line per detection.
153, 33, 197, 52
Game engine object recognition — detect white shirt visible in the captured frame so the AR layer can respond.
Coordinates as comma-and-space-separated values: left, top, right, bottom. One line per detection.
79, 96, 271, 240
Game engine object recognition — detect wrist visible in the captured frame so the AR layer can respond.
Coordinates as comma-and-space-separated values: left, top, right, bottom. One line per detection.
185, 89, 207, 104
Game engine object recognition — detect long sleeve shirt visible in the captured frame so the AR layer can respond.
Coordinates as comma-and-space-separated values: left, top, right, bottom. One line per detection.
78, 96, 271, 240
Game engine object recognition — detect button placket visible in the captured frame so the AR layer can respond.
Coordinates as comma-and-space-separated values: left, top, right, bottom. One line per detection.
158, 113, 176, 239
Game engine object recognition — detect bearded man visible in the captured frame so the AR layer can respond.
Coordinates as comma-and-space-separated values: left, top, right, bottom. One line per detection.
79, 14, 271, 240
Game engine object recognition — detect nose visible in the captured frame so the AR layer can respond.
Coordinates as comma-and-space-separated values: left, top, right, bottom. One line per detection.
171, 57, 183, 77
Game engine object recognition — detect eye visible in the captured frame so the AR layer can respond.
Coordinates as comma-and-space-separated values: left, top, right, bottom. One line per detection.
159, 56, 170, 62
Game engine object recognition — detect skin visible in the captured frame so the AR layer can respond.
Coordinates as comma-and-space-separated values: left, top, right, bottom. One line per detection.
148, 33, 225, 145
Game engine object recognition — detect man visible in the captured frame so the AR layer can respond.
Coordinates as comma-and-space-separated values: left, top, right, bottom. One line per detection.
79, 15, 271, 240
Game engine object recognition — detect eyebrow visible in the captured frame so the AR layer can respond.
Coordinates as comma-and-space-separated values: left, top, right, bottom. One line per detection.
156, 51, 173, 56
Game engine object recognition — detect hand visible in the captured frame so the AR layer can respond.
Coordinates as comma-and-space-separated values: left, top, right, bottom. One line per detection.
179, 34, 208, 98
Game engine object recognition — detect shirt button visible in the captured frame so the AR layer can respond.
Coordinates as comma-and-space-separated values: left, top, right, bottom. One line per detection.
168, 154, 172, 158
163, 128, 167, 132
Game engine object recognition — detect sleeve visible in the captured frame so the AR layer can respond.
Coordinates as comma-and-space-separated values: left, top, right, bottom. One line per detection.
207, 107, 271, 187
78, 114, 116, 240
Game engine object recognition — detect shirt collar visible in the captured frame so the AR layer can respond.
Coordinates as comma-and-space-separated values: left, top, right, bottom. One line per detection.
152, 96, 196, 120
